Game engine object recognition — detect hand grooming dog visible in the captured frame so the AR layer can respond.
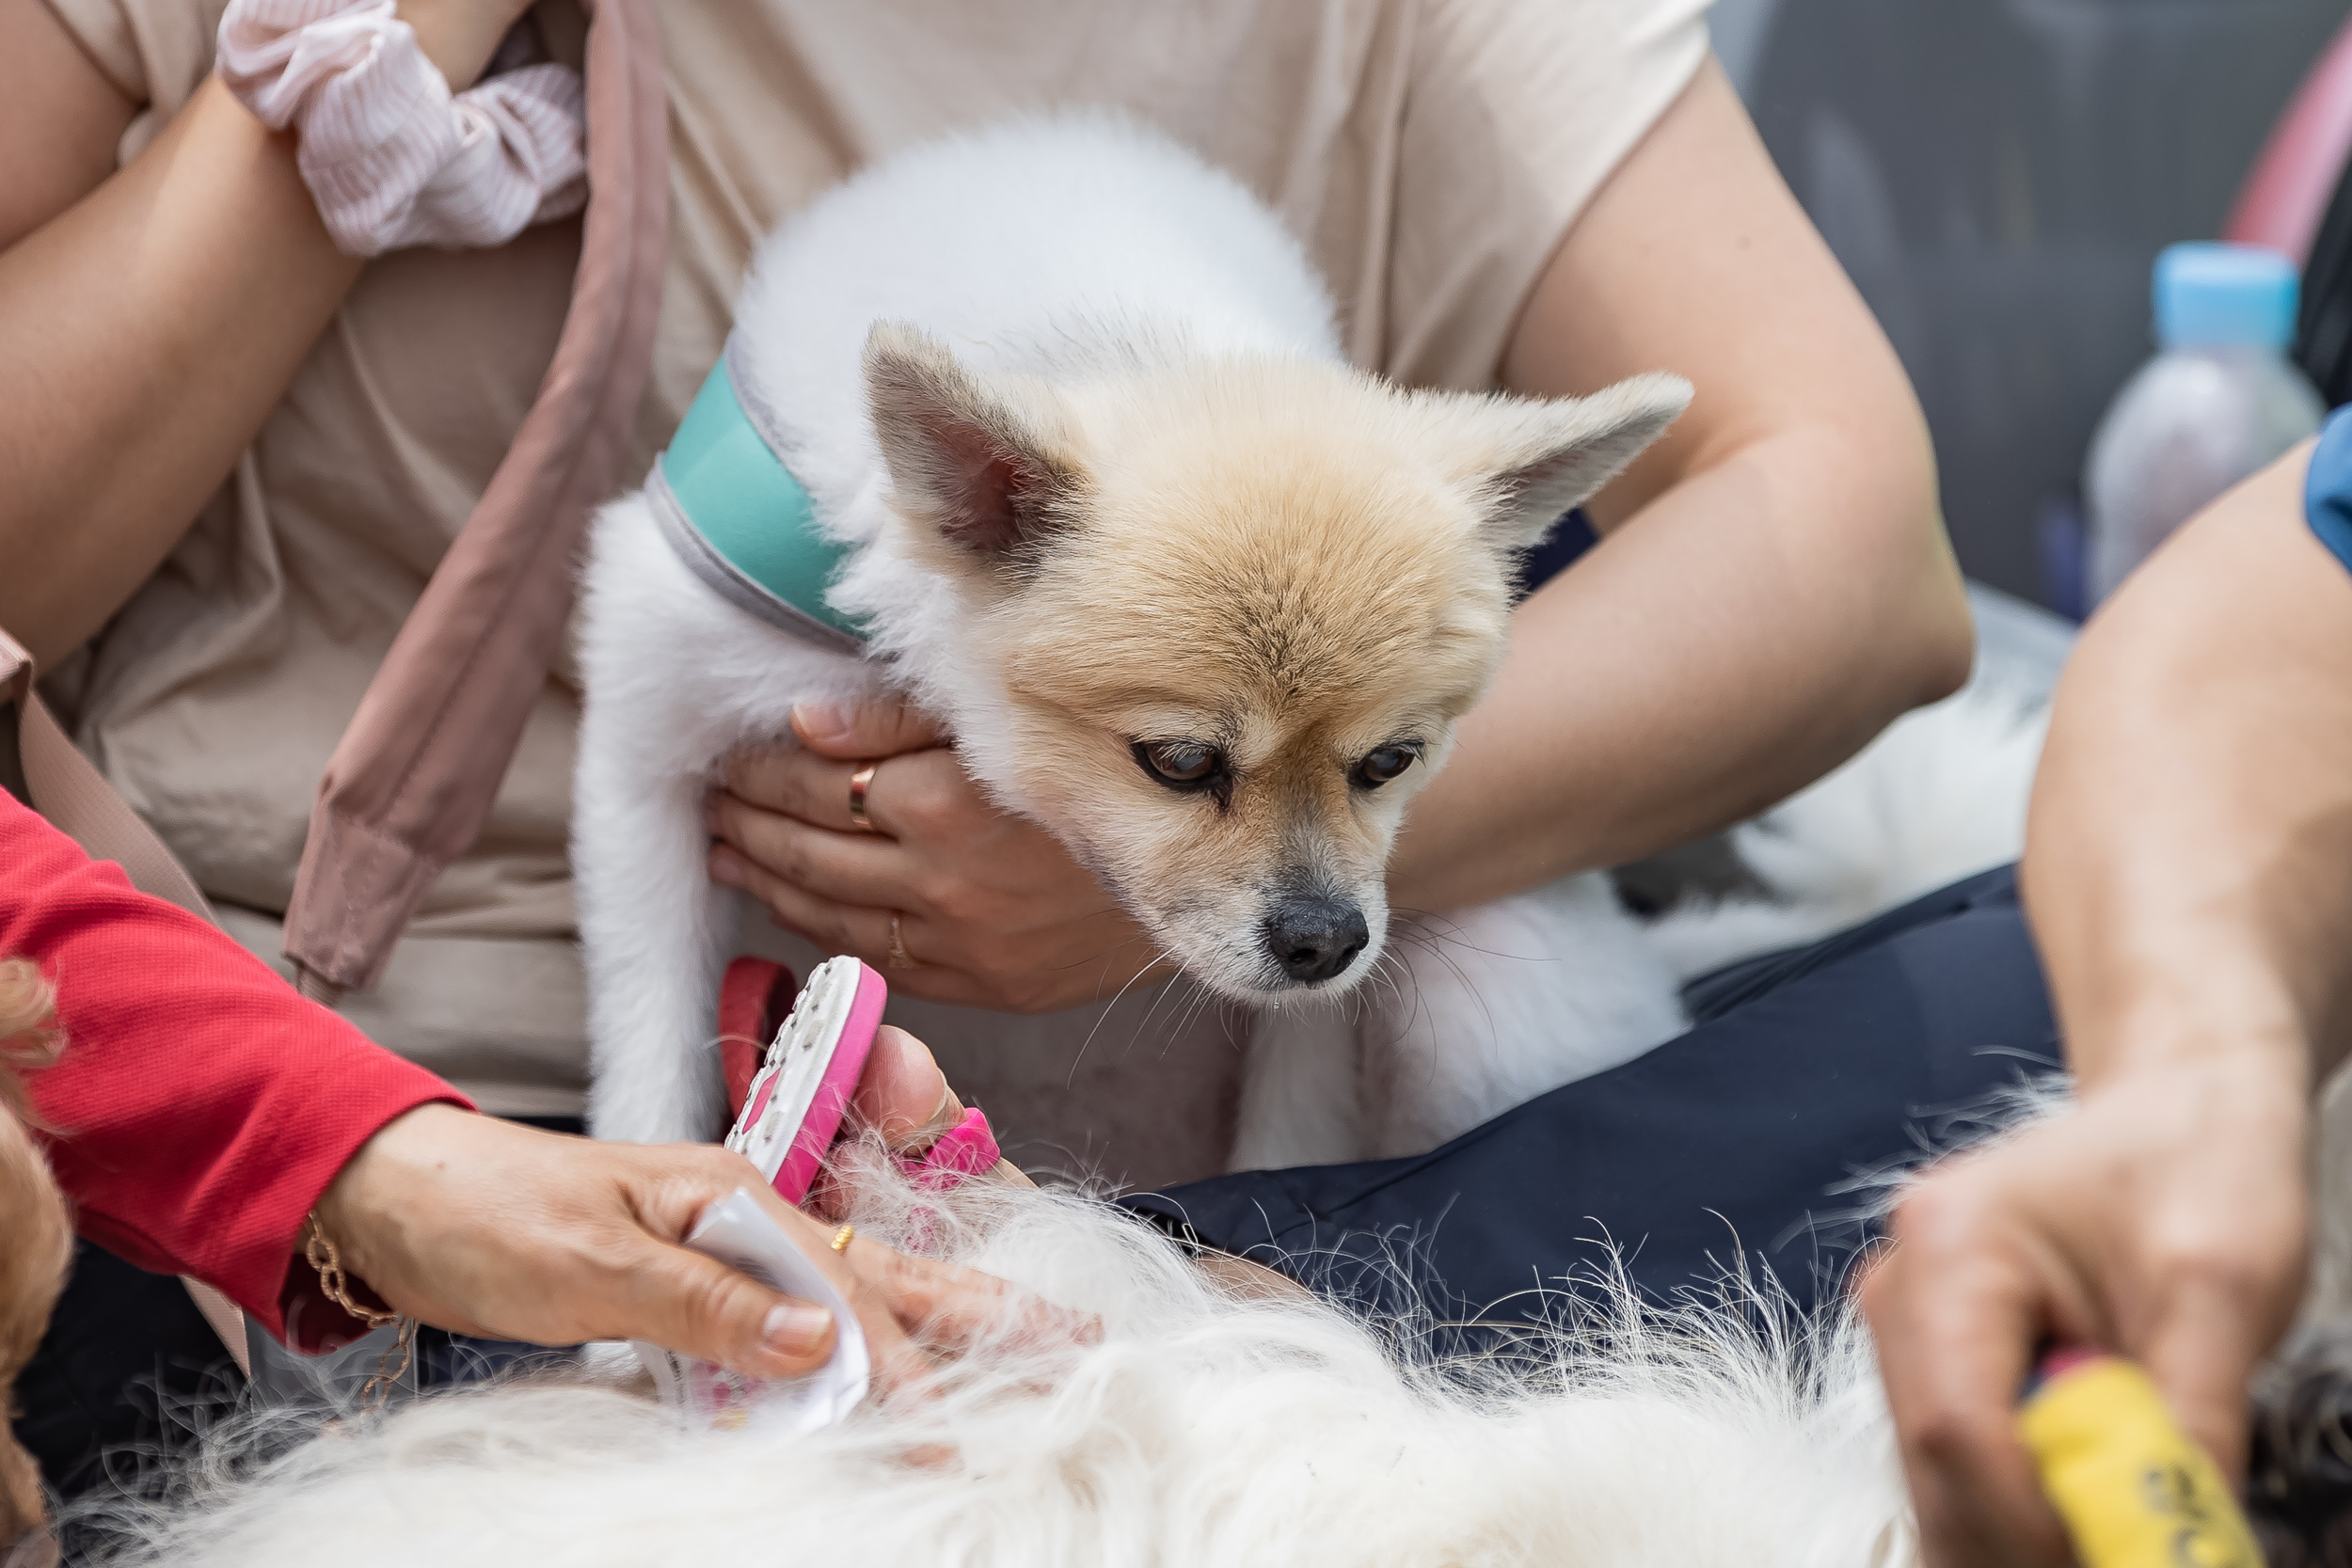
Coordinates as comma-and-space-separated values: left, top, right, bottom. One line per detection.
88, 1111, 2352, 1568
574, 113, 1694, 1156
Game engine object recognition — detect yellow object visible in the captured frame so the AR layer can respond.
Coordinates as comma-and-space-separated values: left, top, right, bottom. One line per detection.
2017, 1355, 2263, 1568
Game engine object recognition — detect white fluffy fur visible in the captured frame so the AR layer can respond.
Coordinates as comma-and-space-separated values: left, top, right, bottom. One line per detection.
576, 114, 1347, 1148
578, 111, 2046, 1171
1647, 679, 2052, 983
91, 1161, 1917, 1568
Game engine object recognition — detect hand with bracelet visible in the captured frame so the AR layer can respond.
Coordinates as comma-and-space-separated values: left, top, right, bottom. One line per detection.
306, 1031, 1070, 1389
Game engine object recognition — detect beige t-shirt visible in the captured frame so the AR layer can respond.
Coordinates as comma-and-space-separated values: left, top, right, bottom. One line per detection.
40, 0, 1708, 1150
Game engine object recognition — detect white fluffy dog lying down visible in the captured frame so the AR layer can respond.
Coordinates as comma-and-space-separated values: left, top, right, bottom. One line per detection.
101, 1160, 1915, 1568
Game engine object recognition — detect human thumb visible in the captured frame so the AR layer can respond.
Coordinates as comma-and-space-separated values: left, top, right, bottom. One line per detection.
632, 1240, 838, 1378
789, 695, 948, 758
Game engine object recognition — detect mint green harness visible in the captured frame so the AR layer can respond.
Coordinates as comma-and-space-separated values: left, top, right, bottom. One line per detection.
649, 335, 868, 653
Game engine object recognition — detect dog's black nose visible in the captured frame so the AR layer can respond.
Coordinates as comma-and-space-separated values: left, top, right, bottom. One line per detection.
1263, 896, 1370, 984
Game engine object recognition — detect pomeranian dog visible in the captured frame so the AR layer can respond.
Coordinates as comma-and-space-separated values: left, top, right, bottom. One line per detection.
0, 959, 71, 1560
575, 112, 2037, 1168
574, 112, 1694, 1159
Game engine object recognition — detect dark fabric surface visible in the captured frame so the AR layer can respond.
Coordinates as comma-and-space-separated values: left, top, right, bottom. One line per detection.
12, 1240, 244, 1543
1124, 865, 2057, 1343
1513, 505, 1598, 598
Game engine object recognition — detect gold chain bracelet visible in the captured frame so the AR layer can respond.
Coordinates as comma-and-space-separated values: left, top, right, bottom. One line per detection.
302, 1212, 416, 1408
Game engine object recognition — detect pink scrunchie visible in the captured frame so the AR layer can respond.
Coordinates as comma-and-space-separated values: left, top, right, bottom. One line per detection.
216, 0, 587, 258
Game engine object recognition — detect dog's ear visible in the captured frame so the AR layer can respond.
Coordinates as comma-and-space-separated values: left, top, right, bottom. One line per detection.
1440, 372, 1692, 550
865, 322, 1084, 564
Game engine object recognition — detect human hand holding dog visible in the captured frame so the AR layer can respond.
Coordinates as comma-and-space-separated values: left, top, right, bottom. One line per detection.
312, 1105, 1052, 1388
707, 698, 1170, 1014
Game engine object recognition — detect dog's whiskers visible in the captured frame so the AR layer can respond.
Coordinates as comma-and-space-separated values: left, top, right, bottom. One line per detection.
1068, 943, 1181, 1089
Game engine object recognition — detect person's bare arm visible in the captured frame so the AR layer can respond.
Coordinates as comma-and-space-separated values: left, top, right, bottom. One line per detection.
0, 0, 523, 667
1389, 58, 1969, 909
1862, 442, 2352, 1566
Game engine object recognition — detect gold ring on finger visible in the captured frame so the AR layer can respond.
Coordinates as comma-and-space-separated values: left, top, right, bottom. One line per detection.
831, 1224, 856, 1253
847, 761, 880, 832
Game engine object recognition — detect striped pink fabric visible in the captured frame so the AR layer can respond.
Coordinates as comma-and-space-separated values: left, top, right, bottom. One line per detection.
217, 0, 586, 257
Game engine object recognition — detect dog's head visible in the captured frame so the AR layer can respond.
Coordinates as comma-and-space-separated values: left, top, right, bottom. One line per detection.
866, 323, 1688, 1001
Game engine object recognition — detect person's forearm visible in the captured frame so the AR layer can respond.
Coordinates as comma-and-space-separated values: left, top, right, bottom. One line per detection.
0, 78, 361, 663
1389, 421, 1967, 911
2023, 445, 2352, 1095
0, 0, 519, 668
0, 793, 466, 1340
1387, 57, 1969, 913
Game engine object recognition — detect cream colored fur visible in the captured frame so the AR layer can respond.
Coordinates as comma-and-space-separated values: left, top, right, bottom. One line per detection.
0, 960, 71, 1561
574, 113, 1694, 1161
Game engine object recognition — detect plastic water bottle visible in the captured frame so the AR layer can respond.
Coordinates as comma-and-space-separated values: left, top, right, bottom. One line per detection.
2084, 243, 2325, 607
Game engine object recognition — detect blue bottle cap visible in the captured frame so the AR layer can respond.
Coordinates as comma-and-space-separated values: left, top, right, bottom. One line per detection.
2153, 242, 2300, 349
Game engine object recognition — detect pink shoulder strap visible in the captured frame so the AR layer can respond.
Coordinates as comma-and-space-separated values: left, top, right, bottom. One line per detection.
281, 0, 669, 1002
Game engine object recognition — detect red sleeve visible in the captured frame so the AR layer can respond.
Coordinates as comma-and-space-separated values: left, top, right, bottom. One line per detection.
2, 791, 471, 1350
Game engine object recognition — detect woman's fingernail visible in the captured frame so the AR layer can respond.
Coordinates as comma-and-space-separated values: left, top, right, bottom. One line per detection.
709, 849, 744, 888
763, 1302, 834, 1357
791, 702, 850, 745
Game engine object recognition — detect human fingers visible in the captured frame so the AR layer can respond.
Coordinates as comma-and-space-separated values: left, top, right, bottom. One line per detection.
837, 1229, 1094, 1353
1864, 1170, 2074, 1568
790, 695, 950, 758
612, 1229, 845, 1377
852, 1024, 965, 1150
723, 1176, 1076, 1381
2126, 1179, 2308, 1481
708, 786, 912, 906
722, 743, 912, 836
625, 1148, 946, 1386
707, 848, 978, 1000
841, 1024, 1033, 1191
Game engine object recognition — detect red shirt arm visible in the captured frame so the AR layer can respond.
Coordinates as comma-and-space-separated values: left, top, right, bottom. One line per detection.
2, 791, 470, 1349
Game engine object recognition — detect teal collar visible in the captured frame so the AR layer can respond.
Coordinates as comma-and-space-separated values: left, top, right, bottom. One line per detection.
649, 334, 868, 653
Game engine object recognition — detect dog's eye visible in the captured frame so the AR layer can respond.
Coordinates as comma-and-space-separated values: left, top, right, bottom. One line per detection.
1352, 744, 1420, 789
1133, 739, 1225, 789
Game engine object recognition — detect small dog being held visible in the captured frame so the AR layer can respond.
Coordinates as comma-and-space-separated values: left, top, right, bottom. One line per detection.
0, 959, 72, 1561
574, 112, 1694, 1161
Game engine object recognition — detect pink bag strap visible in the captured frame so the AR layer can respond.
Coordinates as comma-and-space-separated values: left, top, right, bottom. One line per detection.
281, 0, 669, 1002
3, 629, 250, 1376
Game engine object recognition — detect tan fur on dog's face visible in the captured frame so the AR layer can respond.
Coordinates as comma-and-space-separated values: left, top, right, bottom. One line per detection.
868, 326, 1689, 1000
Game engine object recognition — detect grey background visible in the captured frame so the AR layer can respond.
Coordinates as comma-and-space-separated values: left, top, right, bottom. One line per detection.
1711, 0, 2349, 609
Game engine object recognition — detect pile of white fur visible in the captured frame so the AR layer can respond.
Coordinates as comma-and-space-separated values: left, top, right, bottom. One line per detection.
88, 1164, 1915, 1568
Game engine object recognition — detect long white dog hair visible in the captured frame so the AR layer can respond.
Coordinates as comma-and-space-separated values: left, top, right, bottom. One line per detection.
83, 1141, 1924, 1568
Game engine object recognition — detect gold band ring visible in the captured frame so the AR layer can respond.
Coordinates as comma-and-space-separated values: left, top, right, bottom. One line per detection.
830, 1224, 856, 1253
847, 762, 880, 832
886, 912, 914, 971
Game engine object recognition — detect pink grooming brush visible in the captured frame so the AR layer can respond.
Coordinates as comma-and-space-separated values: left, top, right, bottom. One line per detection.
725, 956, 890, 1206
723, 956, 1001, 1205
